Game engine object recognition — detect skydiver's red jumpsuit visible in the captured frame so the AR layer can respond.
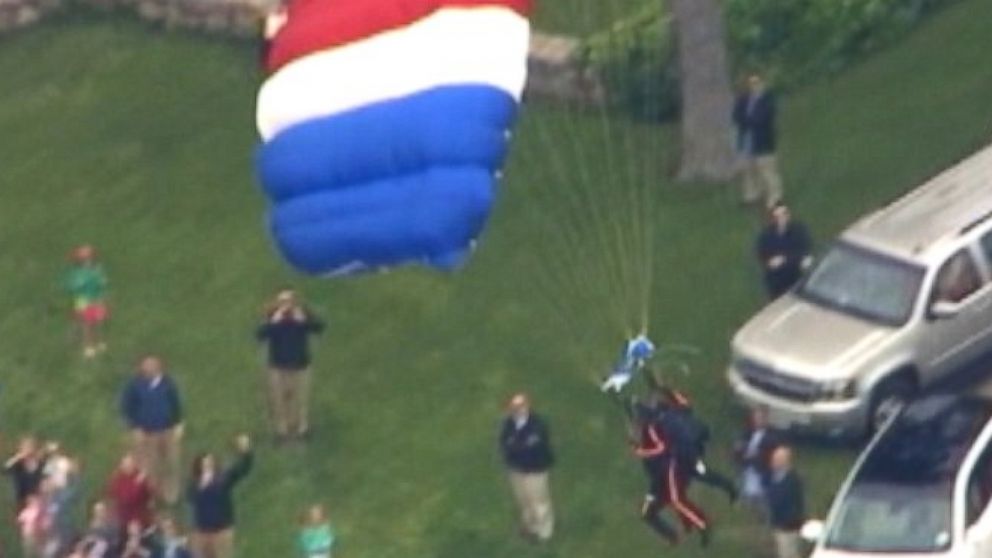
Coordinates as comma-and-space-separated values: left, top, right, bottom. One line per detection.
635, 412, 710, 544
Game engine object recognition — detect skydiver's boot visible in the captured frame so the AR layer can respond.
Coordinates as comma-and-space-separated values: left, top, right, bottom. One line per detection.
699, 525, 712, 548
642, 501, 679, 546
645, 515, 680, 546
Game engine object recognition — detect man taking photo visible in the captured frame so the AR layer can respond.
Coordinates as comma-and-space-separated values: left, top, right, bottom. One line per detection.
257, 289, 325, 443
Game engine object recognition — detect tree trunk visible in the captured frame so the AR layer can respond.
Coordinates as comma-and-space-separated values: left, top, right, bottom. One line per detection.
670, 0, 737, 183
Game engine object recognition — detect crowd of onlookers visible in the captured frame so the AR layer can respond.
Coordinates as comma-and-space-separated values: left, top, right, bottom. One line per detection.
6, 434, 198, 558
4, 431, 334, 558
0, 251, 336, 558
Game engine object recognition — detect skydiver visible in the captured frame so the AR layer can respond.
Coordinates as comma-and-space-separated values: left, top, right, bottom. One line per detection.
657, 386, 738, 503
631, 389, 712, 547
631, 390, 680, 546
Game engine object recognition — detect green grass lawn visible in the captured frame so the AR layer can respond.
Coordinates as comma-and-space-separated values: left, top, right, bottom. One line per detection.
0, 2, 991, 557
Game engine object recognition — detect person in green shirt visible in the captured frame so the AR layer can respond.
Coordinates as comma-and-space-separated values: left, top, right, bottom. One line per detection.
298, 504, 335, 558
64, 245, 109, 359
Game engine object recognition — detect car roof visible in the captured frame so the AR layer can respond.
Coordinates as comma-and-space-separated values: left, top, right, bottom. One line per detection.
855, 394, 992, 485
842, 143, 992, 262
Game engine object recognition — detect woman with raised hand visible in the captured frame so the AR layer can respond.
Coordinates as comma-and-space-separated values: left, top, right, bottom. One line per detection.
187, 434, 253, 558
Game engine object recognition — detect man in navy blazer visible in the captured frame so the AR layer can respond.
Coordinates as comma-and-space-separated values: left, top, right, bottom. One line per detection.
733, 74, 784, 208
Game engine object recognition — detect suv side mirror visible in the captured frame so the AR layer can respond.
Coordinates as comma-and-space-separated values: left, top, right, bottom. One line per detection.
931, 300, 961, 320
801, 520, 825, 543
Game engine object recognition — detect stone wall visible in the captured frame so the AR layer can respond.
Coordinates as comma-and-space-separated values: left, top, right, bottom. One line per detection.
0, 0, 61, 33
0, 0, 603, 106
81, 0, 273, 36
528, 32, 605, 107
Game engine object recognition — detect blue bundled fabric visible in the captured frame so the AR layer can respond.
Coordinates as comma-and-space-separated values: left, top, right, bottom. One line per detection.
255, 85, 519, 276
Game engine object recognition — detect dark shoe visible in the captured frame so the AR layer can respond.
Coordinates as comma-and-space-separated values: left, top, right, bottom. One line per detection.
296, 427, 311, 442
699, 527, 712, 548
273, 433, 289, 447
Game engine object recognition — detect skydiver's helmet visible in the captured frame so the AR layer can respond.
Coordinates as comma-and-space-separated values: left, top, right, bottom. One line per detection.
632, 389, 664, 423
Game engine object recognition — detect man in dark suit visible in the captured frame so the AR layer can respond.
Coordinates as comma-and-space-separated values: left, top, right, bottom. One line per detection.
733, 74, 783, 207
733, 406, 782, 515
499, 393, 555, 543
766, 446, 805, 558
756, 203, 814, 299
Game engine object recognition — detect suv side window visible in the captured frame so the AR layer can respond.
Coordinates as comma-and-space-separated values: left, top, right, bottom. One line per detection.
933, 250, 983, 304
966, 442, 992, 528
981, 231, 992, 270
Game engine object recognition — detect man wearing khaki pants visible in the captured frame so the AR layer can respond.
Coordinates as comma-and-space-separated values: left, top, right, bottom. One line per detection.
499, 393, 555, 543
120, 355, 184, 504
733, 73, 784, 208
256, 289, 324, 443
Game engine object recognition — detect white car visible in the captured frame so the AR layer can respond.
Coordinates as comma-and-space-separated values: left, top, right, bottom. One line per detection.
804, 394, 992, 558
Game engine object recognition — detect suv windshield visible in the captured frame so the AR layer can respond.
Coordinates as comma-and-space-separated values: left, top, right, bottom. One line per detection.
825, 482, 951, 552
824, 396, 992, 553
797, 242, 925, 326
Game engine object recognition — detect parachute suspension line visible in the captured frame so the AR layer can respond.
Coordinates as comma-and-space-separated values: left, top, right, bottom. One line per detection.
514, 110, 627, 339
582, 0, 655, 338
590, 24, 662, 338
640, 122, 661, 335
531, 0, 647, 338
601, 91, 656, 336
514, 0, 671, 347
526, 111, 631, 337
594, 103, 642, 337
555, 93, 641, 336
628, 118, 661, 337
515, 126, 625, 339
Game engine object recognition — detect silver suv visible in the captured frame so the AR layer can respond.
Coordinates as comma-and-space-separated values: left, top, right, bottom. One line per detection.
728, 144, 992, 437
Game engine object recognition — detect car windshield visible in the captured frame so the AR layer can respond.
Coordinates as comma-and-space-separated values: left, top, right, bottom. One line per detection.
797, 242, 925, 326
823, 396, 992, 554
825, 482, 952, 553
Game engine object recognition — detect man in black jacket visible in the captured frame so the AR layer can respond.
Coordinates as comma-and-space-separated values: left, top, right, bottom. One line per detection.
766, 446, 805, 558
499, 393, 554, 543
733, 73, 783, 208
756, 203, 813, 299
257, 289, 324, 442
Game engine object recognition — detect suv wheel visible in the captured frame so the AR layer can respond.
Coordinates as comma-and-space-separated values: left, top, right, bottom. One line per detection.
869, 376, 916, 434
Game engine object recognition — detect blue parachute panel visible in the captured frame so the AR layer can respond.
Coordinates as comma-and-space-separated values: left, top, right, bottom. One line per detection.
270, 166, 497, 275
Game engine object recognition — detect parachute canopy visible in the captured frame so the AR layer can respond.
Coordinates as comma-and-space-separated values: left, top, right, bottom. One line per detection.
255, 0, 533, 276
